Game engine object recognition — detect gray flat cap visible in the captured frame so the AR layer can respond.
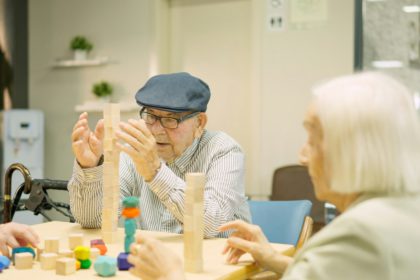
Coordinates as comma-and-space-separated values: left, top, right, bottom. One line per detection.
135, 72, 211, 112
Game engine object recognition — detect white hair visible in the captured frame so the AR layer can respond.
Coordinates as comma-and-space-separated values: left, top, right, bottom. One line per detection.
313, 72, 420, 194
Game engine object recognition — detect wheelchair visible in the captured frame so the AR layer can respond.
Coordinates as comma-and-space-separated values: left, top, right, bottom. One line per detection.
2, 163, 74, 223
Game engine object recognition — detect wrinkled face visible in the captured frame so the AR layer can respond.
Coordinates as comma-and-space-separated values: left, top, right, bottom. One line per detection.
299, 104, 331, 201
146, 108, 206, 162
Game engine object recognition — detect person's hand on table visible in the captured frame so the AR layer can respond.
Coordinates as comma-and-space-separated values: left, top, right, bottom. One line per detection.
128, 234, 185, 280
0, 222, 40, 257
219, 220, 292, 275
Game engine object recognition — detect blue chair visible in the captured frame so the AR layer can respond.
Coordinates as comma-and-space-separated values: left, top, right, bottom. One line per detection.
248, 200, 313, 249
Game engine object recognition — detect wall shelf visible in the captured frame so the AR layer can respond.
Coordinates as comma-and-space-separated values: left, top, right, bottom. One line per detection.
75, 101, 139, 113
52, 57, 109, 68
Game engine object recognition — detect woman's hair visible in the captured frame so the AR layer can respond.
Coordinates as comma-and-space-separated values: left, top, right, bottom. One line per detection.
313, 72, 420, 194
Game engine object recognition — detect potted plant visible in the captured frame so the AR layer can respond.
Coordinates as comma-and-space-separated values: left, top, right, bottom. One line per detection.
92, 81, 113, 102
70, 36, 93, 60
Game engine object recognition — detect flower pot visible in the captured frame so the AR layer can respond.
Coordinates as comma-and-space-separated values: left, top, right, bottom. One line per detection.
74, 50, 88, 61
96, 95, 111, 103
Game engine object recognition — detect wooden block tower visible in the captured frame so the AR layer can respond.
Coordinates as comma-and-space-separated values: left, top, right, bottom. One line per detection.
184, 172, 205, 273
102, 103, 120, 243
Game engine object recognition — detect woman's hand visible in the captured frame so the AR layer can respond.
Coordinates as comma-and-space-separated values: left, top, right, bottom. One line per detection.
128, 235, 185, 280
219, 220, 292, 275
219, 220, 275, 264
0, 222, 40, 257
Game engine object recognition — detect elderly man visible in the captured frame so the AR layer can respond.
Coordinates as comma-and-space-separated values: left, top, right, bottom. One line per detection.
68, 72, 250, 237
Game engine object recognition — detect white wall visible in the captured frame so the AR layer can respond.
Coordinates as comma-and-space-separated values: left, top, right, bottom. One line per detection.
169, 0, 254, 195
257, 0, 354, 196
29, 0, 155, 179
168, 0, 354, 197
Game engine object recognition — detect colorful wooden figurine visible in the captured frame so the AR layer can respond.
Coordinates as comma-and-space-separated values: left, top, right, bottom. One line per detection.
74, 245, 91, 269
11, 247, 35, 264
0, 255, 10, 269
94, 256, 117, 277
90, 239, 108, 255
118, 196, 140, 270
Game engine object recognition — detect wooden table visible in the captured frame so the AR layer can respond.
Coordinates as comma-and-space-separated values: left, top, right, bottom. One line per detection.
4, 221, 294, 280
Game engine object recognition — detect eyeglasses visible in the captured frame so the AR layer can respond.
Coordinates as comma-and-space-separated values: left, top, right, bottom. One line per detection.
139, 108, 200, 129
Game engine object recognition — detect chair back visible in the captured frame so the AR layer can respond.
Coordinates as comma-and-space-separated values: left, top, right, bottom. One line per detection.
248, 200, 312, 246
271, 165, 325, 226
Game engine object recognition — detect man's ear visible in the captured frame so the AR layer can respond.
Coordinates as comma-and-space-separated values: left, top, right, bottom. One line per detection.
194, 113, 207, 138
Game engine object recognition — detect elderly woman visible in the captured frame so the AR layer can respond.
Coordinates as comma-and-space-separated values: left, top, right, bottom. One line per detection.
127, 72, 420, 280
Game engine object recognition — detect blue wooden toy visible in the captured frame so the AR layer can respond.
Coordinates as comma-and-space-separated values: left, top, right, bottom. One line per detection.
117, 252, 132, 271
94, 256, 117, 277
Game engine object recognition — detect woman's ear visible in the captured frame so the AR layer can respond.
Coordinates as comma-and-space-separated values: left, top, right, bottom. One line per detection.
194, 113, 207, 138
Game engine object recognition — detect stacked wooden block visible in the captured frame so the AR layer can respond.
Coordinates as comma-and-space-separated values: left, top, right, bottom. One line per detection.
41, 237, 77, 275
184, 173, 205, 273
102, 103, 121, 243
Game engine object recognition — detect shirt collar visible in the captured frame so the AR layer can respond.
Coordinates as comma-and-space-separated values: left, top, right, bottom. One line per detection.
169, 130, 205, 172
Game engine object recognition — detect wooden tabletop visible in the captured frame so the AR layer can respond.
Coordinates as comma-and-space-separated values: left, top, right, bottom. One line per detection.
3, 221, 294, 280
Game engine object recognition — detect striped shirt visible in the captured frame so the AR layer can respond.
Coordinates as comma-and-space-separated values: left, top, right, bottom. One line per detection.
68, 130, 251, 238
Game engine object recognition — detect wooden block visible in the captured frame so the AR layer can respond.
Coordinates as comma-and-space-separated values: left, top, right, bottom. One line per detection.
45, 238, 60, 253
90, 247, 100, 260
101, 224, 118, 232
104, 104, 120, 128
184, 259, 203, 273
15, 253, 33, 269
40, 253, 58, 270
110, 104, 120, 115
56, 257, 76, 275
58, 249, 74, 258
104, 117, 113, 128
185, 173, 205, 190
184, 173, 205, 273
102, 103, 120, 244
103, 162, 114, 174
68, 233, 84, 250
102, 208, 115, 216
104, 139, 115, 151
36, 247, 44, 261
102, 231, 118, 243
